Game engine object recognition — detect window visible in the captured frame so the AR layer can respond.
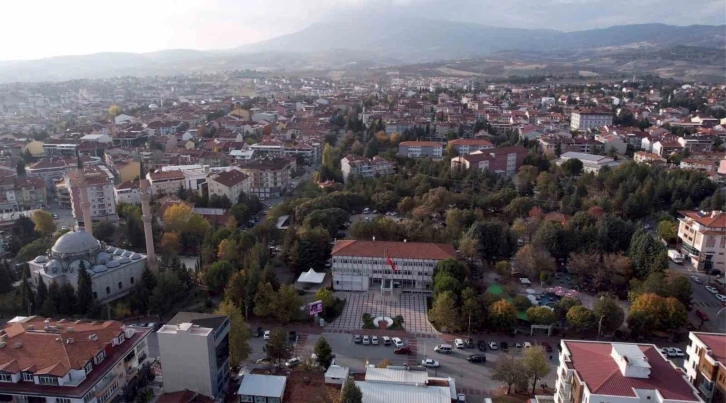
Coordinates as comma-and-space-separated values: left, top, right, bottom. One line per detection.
85, 362, 92, 374
130, 277, 135, 284
83, 393, 93, 403
239, 396, 253, 403
57, 398, 72, 403
0, 373, 11, 382
38, 375, 58, 385
106, 286, 110, 295
21, 372, 33, 382
254, 397, 267, 403
14, 396, 28, 403
118, 281, 123, 290
118, 333, 124, 344
95, 350, 106, 364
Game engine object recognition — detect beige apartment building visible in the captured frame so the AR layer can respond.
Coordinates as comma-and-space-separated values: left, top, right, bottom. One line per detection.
677, 210, 726, 273
685, 332, 725, 403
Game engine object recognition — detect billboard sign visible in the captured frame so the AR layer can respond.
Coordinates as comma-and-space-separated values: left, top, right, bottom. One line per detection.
309, 300, 323, 316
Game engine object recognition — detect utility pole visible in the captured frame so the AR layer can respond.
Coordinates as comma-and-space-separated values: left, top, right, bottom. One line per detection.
597, 315, 605, 341
467, 311, 472, 341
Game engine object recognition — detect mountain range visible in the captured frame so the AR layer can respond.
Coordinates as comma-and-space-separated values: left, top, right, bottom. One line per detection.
0, 15, 723, 83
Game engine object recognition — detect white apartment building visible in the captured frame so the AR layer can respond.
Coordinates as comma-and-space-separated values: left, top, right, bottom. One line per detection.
447, 138, 494, 155
0, 316, 151, 403
556, 152, 622, 174
684, 332, 725, 403
238, 157, 296, 200
146, 171, 185, 197
677, 210, 726, 274
114, 180, 141, 205
157, 312, 231, 399
66, 166, 118, 223
207, 168, 250, 203
27, 156, 102, 190
555, 340, 702, 403
570, 109, 614, 130
331, 240, 456, 292
398, 141, 445, 159
340, 155, 395, 183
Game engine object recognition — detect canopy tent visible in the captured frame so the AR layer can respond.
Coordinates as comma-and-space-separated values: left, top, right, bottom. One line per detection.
297, 268, 326, 284
519, 278, 531, 285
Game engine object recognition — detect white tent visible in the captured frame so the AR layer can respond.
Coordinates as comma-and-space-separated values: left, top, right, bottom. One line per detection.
297, 268, 326, 284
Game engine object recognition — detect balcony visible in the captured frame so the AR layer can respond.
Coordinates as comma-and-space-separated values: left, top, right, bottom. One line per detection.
698, 380, 714, 398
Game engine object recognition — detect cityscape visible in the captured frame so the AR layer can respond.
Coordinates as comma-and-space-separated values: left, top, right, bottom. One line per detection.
0, 2, 724, 403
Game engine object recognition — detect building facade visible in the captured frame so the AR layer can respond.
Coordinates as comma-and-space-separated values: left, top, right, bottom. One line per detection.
238, 157, 296, 200
450, 145, 528, 176
0, 177, 47, 213
114, 181, 141, 205
398, 141, 445, 159
146, 171, 185, 197
331, 240, 456, 292
685, 332, 725, 403
677, 210, 726, 274
447, 138, 494, 155
556, 152, 622, 174
66, 167, 118, 223
340, 155, 395, 183
0, 316, 151, 403
570, 109, 614, 131
206, 168, 250, 203
157, 312, 230, 399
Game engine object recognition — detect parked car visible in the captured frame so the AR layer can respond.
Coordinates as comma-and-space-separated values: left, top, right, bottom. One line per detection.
362, 335, 370, 345
457, 393, 467, 402
659, 347, 669, 356
523, 342, 532, 349
705, 286, 718, 294
541, 341, 553, 353
263, 330, 270, 340
467, 354, 487, 363
696, 309, 710, 322
285, 357, 301, 367
500, 342, 509, 352
52, 213, 58, 219
454, 338, 465, 349
371, 336, 379, 345
515, 342, 523, 349
394, 347, 412, 355
477, 341, 487, 351
466, 338, 474, 348
488, 341, 498, 350
392, 337, 404, 347
421, 359, 440, 368
363, 208, 371, 214
354, 334, 362, 344
666, 347, 684, 358
255, 356, 271, 364
716, 294, 726, 303
382, 336, 392, 346
690, 275, 702, 284
434, 344, 452, 354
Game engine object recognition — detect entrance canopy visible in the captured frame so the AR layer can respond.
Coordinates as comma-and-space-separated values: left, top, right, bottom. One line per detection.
297, 268, 326, 284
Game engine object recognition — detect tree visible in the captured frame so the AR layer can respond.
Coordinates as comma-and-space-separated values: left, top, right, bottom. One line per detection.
314, 336, 334, 370
340, 378, 363, 403
512, 295, 533, 312
460, 287, 485, 331
215, 300, 251, 365
204, 261, 236, 294
224, 270, 249, 311
429, 291, 459, 332
629, 229, 668, 279
432, 273, 462, 299
566, 305, 595, 333
41, 281, 60, 316
162, 203, 193, 232
58, 283, 77, 315
492, 354, 528, 394
662, 296, 688, 330
34, 276, 48, 312
314, 288, 335, 309
377, 358, 392, 368
561, 158, 583, 176
265, 328, 293, 365
16, 160, 25, 177
217, 239, 239, 262
322, 143, 334, 170
489, 300, 517, 331
495, 260, 512, 279
76, 264, 94, 315
523, 346, 551, 395
433, 258, 468, 282
253, 282, 276, 318
514, 245, 556, 279
32, 211, 56, 237
160, 233, 181, 255
526, 306, 556, 325
468, 221, 516, 263
274, 284, 302, 323
19, 271, 35, 314
593, 296, 625, 334
149, 271, 185, 316
108, 105, 121, 117
16, 239, 51, 262
656, 220, 677, 243
93, 221, 116, 243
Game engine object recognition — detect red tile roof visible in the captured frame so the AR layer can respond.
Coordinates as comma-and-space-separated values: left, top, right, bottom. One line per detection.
679, 210, 726, 228
692, 332, 726, 363
563, 341, 699, 401
331, 240, 455, 260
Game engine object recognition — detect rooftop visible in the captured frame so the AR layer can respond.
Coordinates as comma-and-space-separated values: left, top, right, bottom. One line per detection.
210, 169, 248, 187
166, 312, 228, 332
679, 210, 726, 228
331, 240, 455, 260
236, 374, 286, 398
691, 332, 726, 363
355, 381, 452, 403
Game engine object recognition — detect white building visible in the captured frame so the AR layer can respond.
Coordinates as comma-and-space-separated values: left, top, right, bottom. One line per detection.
238, 157, 296, 200
147, 170, 185, 197
331, 240, 456, 292
66, 166, 118, 223
157, 312, 231, 399
570, 109, 614, 130
447, 138, 494, 155
114, 180, 141, 205
341, 155, 395, 183
556, 152, 622, 173
355, 367, 457, 403
0, 316, 151, 403
236, 374, 286, 403
677, 210, 726, 274
684, 332, 725, 403
207, 168, 250, 203
28, 230, 148, 302
555, 340, 702, 403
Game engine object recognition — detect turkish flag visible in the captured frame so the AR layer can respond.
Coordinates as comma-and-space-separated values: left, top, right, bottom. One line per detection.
386, 251, 397, 272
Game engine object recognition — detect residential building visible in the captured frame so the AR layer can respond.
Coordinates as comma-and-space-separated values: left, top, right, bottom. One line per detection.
26, 155, 101, 190
450, 145, 528, 176
398, 141, 445, 159
331, 240, 456, 292
555, 340, 702, 403
685, 332, 725, 403
236, 374, 286, 403
679, 136, 714, 153
556, 152, 622, 174
66, 166, 118, 223
207, 168, 250, 203
677, 210, 726, 273
0, 177, 47, 212
238, 157, 296, 200
538, 134, 598, 156
570, 109, 613, 130
341, 155, 395, 183
0, 316, 151, 403
634, 151, 666, 165
147, 170, 185, 197
115, 160, 140, 184
681, 159, 716, 173
354, 367, 457, 403
653, 141, 683, 157
42, 139, 79, 156
114, 180, 141, 205
157, 312, 231, 399
447, 138, 494, 155
595, 133, 627, 154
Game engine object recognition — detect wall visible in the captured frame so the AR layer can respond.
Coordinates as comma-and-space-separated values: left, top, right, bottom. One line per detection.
157, 328, 215, 398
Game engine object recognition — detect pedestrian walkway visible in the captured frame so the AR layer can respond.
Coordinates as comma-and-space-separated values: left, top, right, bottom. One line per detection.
329, 291, 439, 336
693, 301, 724, 308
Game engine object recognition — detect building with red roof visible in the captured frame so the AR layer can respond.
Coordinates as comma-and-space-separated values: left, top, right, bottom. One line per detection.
555, 340, 702, 403
677, 210, 726, 274
685, 332, 725, 403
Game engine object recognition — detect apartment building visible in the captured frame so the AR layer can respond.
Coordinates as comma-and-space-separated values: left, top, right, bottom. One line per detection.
685, 332, 725, 403
539, 135, 598, 156
146, 170, 185, 197
206, 168, 250, 203
447, 138, 494, 155
0, 177, 47, 213
555, 340, 702, 403
340, 155, 395, 183
157, 312, 230, 399
114, 180, 141, 205
0, 316, 151, 403
556, 152, 622, 174
679, 136, 714, 153
331, 240, 456, 292
27, 155, 101, 190
398, 141, 445, 159
653, 141, 684, 157
677, 210, 726, 273
66, 167, 118, 223
238, 157, 296, 200
450, 145, 528, 176
570, 109, 613, 130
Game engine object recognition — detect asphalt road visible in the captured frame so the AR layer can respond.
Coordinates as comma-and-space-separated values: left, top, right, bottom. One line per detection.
667, 260, 726, 333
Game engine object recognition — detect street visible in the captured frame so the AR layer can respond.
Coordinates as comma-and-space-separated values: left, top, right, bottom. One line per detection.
667, 260, 726, 333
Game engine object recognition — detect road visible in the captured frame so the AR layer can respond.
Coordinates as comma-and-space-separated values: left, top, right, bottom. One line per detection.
667, 260, 726, 333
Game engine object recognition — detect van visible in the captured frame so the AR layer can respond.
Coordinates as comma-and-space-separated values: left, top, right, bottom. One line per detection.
382, 336, 392, 346
434, 344, 452, 354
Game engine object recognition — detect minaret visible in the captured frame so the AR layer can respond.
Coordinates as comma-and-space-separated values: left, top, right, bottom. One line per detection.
139, 161, 157, 271
76, 154, 94, 236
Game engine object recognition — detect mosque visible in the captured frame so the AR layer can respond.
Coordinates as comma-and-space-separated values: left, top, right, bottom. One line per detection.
27, 159, 157, 303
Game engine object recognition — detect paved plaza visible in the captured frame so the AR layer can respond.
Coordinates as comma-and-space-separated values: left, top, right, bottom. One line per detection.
328, 291, 439, 336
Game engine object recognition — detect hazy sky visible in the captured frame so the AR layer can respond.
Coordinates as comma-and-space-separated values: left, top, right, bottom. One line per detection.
2, 0, 724, 60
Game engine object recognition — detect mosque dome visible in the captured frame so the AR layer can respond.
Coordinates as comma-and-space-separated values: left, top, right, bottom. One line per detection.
51, 230, 100, 256
96, 252, 112, 265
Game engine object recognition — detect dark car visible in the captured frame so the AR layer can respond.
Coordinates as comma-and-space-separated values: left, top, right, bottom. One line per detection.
541, 341, 553, 353
466, 338, 474, 348
467, 354, 487, 363
394, 347, 412, 355
477, 340, 487, 352
500, 341, 509, 352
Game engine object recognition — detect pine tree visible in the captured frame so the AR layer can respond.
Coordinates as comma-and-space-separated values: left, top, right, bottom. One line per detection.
59, 283, 77, 315
18, 271, 34, 315
76, 263, 94, 315
34, 276, 48, 312
0, 260, 13, 293
340, 378, 363, 403
42, 281, 60, 317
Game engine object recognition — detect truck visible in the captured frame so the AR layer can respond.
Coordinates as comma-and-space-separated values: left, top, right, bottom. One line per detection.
668, 249, 683, 264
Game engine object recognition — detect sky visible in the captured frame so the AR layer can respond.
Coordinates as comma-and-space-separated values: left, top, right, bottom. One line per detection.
1, 0, 724, 61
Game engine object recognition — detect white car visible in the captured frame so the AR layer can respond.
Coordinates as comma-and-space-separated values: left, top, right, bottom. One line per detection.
457, 393, 467, 402
659, 347, 669, 356
263, 330, 270, 340
362, 335, 370, 345
716, 294, 726, 303
285, 357, 300, 367
454, 338, 465, 349
371, 336, 379, 345
705, 286, 718, 294
690, 276, 702, 283
488, 341, 498, 350
392, 337, 404, 348
668, 348, 685, 358
421, 359, 440, 368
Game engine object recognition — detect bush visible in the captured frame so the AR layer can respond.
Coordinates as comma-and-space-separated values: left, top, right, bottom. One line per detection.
388, 315, 405, 330
362, 313, 376, 329
320, 297, 346, 322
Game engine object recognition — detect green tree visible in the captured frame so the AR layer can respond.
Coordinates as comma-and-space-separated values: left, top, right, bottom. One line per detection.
629, 229, 668, 279
19, 271, 35, 314
224, 270, 249, 311
204, 261, 236, 294
322, 143, 334, 170
41, 281, 60, 316
32, 211, 56, 237
314, 288, 335, 309
561, 158, 583, 176
215, 300, 251, 365
34, 276, 48, 312
76, 264, 94, 315
467, 221, 516, 263
512, 295, 533, 312
253, 282, 276, 318
460, 287, 485, 331
149, 271, 184, 316
514, 244, 556, 279
656, 220, 677, 243
58, 282, 77, 315
489, 300, 517, 331
340, 377, 363, 403
432, 273, 462, 299
492, 354, 528, 394
433, 258, 468, 282
429, 291, 459, 332
566, 305, 595, 333
16, 239, 51, 262
523, 346, 551, 395
593, 296, 625, 334
314, 336, 334, 370
274, 284, 302, 323
526, 306, 556, 325
265, 328, 293, 365
93, 221, 116, 243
